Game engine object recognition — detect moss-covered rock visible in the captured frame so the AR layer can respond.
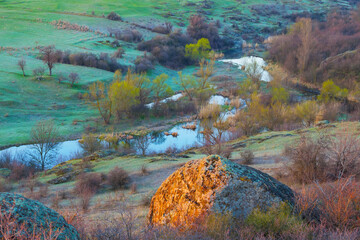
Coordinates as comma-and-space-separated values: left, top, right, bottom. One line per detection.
148, 155, 294, 227
0, 193, 80, 240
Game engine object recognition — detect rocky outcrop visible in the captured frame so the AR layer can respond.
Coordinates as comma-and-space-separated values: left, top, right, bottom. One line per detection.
0, 193, 80, 240
148, 155, 294, 227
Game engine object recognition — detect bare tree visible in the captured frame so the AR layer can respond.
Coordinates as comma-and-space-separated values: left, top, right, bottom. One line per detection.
30, 120, 61, 170
327, 132, 360, 179
297, 18, 312, 78
17, 58, 26, 76
40, 45, 58, 76
118, 199, 137, 240
69, 72, 80, 87
133, 129, 151, 156
201, 116, 231, 157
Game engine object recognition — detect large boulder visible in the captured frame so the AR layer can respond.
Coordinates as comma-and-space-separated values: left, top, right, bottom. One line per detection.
0, 193, 80, 240
148, 155, 294, 227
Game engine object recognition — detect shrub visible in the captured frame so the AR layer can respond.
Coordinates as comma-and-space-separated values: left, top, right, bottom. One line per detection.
112, 47, 125, 58
0, 178, 11, 192
32, 67, 45, 80
285, 134, 328, 184
68, 72, 79, 87
75, 173, 102, 212
75, 173, 102, 195
106, 12, 122, 21
245, 203, 305, 238
137, 30, 193, 69
152, 22, 173, 34
185, 38, 212, 61
297, 178, 360, 230
198, 104, 221, 119
109, 28, 143, 43
134, 53, 155, 73
318, 102, 342, 122
130, 183, 137, 194
187, 15, 223, 50
140, 192, 154, 207
57, 51, 127, 72
294, 100, 319, 127
107, 167, 129, 190
79, 134, 102, 155
141, 164, 149, 175
241, 150, 254, 165
327, 132, 360, 179
318, 80, 348, 103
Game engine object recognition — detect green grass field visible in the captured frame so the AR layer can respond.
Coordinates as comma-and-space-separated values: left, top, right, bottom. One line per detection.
0, 0, 354, 147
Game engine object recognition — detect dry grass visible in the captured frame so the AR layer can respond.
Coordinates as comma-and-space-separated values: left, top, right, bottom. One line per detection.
198, 104, 221, 120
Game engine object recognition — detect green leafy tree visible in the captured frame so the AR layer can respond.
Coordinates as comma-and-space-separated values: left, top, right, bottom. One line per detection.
271, 87, 290, 104
238, 79, 259, 100
176, 72, 197, 101
110, 79, 140, 119
84, 82, 113, 124
185, 38, 212, 61
295, 100, 319, 126
152, 73, 174, 105
318, 80, 348, 103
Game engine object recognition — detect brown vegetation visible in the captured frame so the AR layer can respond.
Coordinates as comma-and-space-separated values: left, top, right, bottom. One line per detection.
107, 167, 130, 190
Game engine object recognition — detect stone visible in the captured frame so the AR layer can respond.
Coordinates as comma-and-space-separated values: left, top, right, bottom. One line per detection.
0, 193, 80, 240
148, 155, 294, 227
48, 171, 80, 184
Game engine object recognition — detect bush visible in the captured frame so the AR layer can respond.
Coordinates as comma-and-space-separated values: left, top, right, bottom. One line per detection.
141, 164, 148, 176
245, 203, 305, 238
285, 135, 328, 184
152, 22, 173, 34
297, 178, 360, 230
79, 134, 102, 155
0, 178, 11, 192
318, 80, 348, 103
134, 53, 155, 73
106, 12, 122, 21
241, 150, 254, 165
32, 67, 45, 80
198, 104, 221, 120
187, 15, 224, 50
107, 167, 129, 190
112, 47, 125, 58
137, 30, 193, 69
185, 38, 212, 61
56, 51, 127, 72
327, 132, 360, 179
109, 28, 143, 43
319, 102, 342, 122
294, 100, 319, 127
75, 173, 102, 195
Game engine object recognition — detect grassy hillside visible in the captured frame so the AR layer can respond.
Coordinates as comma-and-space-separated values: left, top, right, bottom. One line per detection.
0, 0, 356, 147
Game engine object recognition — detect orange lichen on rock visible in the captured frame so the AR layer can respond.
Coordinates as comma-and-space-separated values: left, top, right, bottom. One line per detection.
148, 155, 229, 227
